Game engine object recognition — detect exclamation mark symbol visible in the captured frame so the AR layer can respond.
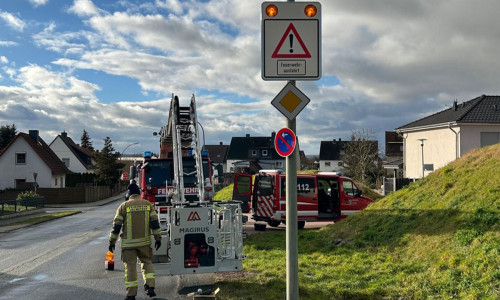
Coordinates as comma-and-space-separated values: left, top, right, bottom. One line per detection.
289, 34, 294, 53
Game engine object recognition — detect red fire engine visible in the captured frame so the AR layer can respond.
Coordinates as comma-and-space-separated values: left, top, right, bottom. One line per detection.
233, 170, 374, 229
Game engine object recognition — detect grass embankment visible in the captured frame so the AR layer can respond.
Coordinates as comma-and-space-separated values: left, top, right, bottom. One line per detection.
215, 144, 500, 299
0, 210, 81, 227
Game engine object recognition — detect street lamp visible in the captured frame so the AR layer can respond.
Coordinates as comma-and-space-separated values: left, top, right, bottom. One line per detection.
418, 139, 427, 178
121, 142, 139, 157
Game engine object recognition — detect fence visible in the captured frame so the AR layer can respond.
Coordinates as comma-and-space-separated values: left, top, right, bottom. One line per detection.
0, 197, 45, 217
0, 185, 123, 205
383, 177, 414, 195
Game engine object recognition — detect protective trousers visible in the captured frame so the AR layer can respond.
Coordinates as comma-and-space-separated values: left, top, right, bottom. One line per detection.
122, 245, 156, 297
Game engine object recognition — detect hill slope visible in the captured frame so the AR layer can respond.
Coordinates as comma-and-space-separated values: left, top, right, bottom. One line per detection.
217, 144, 500, 299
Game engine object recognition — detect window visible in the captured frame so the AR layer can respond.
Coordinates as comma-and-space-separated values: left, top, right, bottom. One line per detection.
251, 150, 258, 156
15, 179, 26, 188
236, 176, 251, 194
338, 161, 344, 167
55, 178, 58, 186
262, 149, 268, 156
276, 161, 283, 168
480, 132, 500, 147
325, 162, 331, 167
342, 180, 358, 196
281, 177, 316, 198
62, 158, 70, 167
16, 152, 26, 164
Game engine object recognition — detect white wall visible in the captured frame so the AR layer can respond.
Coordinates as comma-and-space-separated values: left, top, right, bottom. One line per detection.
319, 160, 343, 172
50, 137, 89, 173
0, 138, 53, 189
460, 124, 500, 156
403, 127, 457, 179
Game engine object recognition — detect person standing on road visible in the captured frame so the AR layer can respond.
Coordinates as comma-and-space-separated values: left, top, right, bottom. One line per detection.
109, 183, 162, 300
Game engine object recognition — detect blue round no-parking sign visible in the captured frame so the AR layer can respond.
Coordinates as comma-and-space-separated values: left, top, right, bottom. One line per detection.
275, 128, 296, 157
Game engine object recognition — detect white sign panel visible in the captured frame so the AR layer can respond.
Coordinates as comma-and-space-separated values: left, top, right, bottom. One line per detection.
262, 2, 321, 81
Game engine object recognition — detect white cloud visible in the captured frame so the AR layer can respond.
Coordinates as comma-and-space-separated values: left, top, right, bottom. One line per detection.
68, 0, 100, 17
29, 0, 49, 7
0, 56, 8, 64
0, 10, 26, 31
0, 40, 18, 47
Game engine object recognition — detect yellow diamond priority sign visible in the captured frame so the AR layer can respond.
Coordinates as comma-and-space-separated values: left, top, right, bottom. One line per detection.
271, 82, 310, 120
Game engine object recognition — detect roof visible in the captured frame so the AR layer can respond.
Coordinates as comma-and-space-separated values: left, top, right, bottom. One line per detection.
0, 132, 71, 175
51, 132, 94, 170
319, 140, 344, 160
319, 139, 378, 160
227, 134, 282, 160
204, 144, 229, 164
397, 95, 500, 130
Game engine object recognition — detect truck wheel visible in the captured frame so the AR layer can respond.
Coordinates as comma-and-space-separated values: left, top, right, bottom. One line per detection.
267, 220, 281, 227
254, 223, 267, 231
298, 221, 306, 229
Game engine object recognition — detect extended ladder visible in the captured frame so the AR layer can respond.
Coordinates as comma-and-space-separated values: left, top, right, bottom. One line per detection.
168, 94, 205, 204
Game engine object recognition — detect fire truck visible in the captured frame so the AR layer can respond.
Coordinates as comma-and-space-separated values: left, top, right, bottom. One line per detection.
134, 94, 244, 275
232, 170, 374, 230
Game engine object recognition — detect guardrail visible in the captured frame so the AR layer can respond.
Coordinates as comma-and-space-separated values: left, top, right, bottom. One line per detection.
0, 197, 45, 216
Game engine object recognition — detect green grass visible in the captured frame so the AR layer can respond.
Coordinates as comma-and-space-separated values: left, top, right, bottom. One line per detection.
214, 184, 234, 201
215, 144, 500, 299
1, 210, 81, 226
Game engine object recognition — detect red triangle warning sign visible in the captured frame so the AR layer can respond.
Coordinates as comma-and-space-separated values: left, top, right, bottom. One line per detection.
272, 23, 311, 59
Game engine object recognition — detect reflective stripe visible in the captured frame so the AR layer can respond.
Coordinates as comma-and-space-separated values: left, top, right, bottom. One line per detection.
126, 209, 132, 241
144, 209, 149, 237
125, 280, 138, 288
110, 232, 119, 240
121, 236, 152, 248
115, 215, 124, 221
152, 228, 161, 235
144, 273, 155, 279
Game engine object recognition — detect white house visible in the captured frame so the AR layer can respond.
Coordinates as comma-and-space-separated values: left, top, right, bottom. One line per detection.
0, 130, 70, 190
397, 95, 500, 179
318, 139, 345, 172
50, 131, 95, 174
226, 133, 299, 173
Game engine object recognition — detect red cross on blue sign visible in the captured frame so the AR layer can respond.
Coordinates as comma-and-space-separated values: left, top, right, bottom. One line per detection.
275, 128, 296, 157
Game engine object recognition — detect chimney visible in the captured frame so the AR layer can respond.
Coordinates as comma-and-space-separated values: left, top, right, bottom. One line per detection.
453, 99, 458, 111
333, 139, 336, 142
246, 134, 250, 138
61, 131, 67, 138
271, 131, 276, 139
339, 138, 342, 142
219, 141, 223, 145
29, 130, 39, 143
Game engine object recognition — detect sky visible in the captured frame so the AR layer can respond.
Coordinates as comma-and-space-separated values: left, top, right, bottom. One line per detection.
1, 0, 500, 156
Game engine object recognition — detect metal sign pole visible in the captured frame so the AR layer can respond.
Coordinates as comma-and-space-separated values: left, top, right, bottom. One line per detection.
286, 78, 299, 300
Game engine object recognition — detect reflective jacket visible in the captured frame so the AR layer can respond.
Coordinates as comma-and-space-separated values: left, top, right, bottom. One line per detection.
109, 194, 161, 248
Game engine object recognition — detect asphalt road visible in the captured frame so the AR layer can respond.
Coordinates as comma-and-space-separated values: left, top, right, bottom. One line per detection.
0, 199, 213, 300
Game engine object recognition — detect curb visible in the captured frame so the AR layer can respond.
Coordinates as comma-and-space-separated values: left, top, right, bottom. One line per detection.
0, 211, 82, 234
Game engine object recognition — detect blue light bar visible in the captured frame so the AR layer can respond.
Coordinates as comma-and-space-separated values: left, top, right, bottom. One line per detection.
144, 151, 152, 158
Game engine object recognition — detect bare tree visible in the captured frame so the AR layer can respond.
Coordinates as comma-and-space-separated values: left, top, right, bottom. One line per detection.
342, 129, 380, 183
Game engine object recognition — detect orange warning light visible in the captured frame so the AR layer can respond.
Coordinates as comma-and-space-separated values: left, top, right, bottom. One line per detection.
266, 4, 278, 17
304, 5, 317, 17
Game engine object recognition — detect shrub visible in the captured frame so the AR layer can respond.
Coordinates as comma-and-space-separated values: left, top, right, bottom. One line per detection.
16, 190, 42, 206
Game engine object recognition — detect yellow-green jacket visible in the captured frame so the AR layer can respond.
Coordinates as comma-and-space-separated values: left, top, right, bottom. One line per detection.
109, 194, 162, 248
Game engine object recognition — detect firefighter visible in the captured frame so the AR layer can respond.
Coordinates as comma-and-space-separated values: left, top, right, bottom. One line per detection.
109, 183, 162, 300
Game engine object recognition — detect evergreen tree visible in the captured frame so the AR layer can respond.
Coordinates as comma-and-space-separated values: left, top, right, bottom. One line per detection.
80, 129, 94, 151
0, 124, 17, 150
94, 137, 125, 186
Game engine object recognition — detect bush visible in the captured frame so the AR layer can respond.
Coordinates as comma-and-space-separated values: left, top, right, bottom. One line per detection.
16, 190, 43, 206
